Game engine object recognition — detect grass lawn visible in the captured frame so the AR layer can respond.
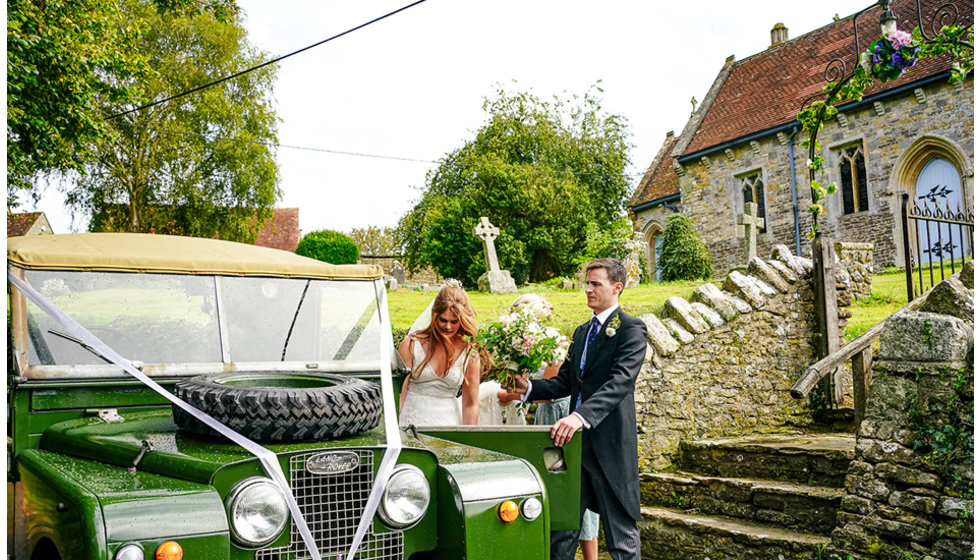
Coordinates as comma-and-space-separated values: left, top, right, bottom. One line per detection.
392, 269, 918, 340
388, 279, 712, 336
844, 269, 909, 341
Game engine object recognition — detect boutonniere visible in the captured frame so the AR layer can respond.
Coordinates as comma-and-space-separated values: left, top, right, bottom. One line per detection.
605, 315, 621, 337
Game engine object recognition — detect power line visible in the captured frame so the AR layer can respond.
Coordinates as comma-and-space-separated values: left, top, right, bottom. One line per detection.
153, 127, 652, 178
108, 0, 428, 120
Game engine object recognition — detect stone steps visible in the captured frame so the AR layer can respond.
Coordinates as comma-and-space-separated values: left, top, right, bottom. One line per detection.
637, 434, 855, 559
679, 434, 856, 487
639, 506, 829, 560
640, 471, 844, 534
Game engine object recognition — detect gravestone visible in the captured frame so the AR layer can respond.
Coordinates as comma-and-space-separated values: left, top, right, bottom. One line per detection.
737, 202, 765, 264
390, 260, 407, 284
473, 216, 517, 293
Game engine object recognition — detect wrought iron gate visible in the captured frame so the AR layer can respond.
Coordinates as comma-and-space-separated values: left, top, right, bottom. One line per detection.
900, 192, 974, 301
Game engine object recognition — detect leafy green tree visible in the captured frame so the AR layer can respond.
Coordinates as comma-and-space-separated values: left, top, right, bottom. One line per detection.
6, 0, 236, 203
576, 214, 634, 267
296, 230, 360, 265
657, 214, 713, 281
70, 0, 280, 242
348, 226, 398, 256
396, 86, 632, 285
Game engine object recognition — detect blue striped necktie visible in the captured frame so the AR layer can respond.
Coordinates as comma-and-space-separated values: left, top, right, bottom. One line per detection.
576, 317, 601, 407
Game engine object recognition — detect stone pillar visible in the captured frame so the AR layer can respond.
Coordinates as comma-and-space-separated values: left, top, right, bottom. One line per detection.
827, 270, 974, 560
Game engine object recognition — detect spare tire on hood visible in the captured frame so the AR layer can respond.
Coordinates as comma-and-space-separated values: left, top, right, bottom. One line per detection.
173, 372, 383, 441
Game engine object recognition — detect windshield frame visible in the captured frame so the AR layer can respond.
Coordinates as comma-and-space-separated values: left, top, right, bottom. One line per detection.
8, 265, 393, 381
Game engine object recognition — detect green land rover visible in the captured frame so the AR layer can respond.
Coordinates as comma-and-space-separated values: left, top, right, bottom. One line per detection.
7, 233, 580, 560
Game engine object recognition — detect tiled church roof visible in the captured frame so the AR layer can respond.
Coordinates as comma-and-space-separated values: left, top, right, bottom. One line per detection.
630, 133, 680, 208
682, 0, 967, 156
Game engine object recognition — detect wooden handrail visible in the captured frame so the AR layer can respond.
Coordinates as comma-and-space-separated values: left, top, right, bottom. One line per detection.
790, 289, 931, 400
790, 321, 885, 399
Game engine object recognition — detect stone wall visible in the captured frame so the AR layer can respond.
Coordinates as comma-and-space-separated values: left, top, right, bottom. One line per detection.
827, 264, 974, 560
634, 245, 829, 470
677, 75, 974, 275
836, 242, 875, 300
359, 256, 443, 288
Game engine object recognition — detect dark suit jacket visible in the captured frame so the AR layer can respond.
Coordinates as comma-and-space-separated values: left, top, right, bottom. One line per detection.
529, 306, 647, 521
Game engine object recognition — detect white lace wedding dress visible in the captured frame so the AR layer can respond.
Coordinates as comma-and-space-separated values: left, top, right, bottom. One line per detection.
399, 339, 467, 428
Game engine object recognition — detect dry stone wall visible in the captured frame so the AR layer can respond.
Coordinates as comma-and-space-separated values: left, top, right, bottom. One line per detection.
826, 264, 974, 560
836, 242, 875, 300
634, 244, 832, 470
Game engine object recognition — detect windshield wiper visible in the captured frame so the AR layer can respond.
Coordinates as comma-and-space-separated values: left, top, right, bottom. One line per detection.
281, 280, 311, 361
47, 329, 144, 371
48, 329, 113, 364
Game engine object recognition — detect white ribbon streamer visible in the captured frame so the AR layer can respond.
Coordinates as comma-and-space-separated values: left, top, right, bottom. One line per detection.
8, 272, 322, 560
345, 280, 403, 560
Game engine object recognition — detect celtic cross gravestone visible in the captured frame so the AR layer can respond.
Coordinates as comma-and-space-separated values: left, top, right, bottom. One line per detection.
473, 216, 501, 272
472, 216, 516, 293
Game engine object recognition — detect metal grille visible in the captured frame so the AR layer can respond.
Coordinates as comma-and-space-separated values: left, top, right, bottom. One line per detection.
256, 450, 404, 560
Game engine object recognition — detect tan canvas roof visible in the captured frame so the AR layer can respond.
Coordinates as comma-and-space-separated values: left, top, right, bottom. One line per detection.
7, 233, 383, 280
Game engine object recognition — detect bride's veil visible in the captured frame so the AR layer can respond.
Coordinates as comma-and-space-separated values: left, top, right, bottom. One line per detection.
408, 298, 434, 335
408, 279, 463, 335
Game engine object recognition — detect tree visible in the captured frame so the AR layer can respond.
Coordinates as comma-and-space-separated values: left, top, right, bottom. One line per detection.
6, 0, 236, 203
296, 230, 360, 265
348, 226, 398, 256
69, 0, 280, 242
396, 86, 632, 286
657, 214, 713, 282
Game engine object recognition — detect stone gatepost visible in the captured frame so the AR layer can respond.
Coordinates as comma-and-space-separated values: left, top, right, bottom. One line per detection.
472, 217, 517, 293
827, 265, 974, 559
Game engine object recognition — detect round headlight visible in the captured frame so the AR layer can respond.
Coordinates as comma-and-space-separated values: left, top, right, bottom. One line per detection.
379, 464, 430, 529
225, 478, 290, 547
114, 543, 143, 560
521, 497, 543, 521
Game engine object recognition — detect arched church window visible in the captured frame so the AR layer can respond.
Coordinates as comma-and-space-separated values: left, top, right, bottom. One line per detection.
838, 145, 869, 214
737, 172, 766, 233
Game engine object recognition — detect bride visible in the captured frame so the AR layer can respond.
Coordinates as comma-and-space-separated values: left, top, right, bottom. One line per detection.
398, 285, 484, 427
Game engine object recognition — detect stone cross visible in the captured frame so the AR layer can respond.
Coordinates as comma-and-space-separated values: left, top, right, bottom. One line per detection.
737, 202, 765, 263
473, 216, 501, 272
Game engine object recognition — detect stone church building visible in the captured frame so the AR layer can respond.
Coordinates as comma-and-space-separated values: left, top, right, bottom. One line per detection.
629, 0, 974, 278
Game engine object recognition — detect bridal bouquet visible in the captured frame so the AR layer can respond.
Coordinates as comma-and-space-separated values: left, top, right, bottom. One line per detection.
470, 309, 569, 385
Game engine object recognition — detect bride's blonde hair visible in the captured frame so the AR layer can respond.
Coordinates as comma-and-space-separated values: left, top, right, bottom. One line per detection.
413, 285, 484, 378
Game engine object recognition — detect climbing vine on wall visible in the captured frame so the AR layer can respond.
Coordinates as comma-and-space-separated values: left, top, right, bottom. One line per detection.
908, 365, 974, 478
797, 15, 974, 240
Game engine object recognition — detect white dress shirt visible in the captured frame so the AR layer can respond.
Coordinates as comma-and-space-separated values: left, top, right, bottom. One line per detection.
523, 304, 619, 429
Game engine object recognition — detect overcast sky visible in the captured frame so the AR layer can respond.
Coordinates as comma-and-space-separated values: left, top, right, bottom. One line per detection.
29, 0, 872, 236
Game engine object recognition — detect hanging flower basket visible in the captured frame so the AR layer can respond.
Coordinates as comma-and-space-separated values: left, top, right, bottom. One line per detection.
861, 30, 920, 82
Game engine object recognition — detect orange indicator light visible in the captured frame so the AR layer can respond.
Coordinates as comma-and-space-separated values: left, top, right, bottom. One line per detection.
498, 500, 519, 522
156, 541, 183, 560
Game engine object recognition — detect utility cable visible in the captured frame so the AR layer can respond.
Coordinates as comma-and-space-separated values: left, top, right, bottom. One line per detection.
151, 127, 651, 178
108, 0, 428, 120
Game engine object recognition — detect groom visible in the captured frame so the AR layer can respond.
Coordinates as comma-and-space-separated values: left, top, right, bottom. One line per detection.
512, 258, 647, 560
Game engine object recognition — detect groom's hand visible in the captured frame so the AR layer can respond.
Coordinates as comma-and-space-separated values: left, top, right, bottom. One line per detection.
550, 414, 583, 447
508, 373, 528, 394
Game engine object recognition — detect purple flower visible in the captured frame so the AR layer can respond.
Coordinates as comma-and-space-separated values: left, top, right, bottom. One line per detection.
888, 29, 913, 49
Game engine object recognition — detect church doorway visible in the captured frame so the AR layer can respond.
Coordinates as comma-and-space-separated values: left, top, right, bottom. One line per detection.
642, 224, 664, 282
913, 157, 967, 263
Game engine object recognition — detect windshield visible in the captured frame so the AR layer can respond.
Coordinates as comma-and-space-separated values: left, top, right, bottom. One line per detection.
18, 270, 382, 372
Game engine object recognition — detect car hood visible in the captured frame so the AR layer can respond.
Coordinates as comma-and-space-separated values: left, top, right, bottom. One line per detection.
40, 409, 420, 484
